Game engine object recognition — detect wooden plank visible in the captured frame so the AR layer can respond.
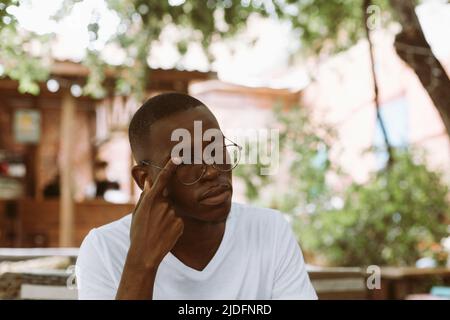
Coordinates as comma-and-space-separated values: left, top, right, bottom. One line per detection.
0, 248, 78, 262
20, 284, 78, 300
59, 92, 76, 247
380, 267, 450, 279
311, 278, 366, 293
318, 291, 368, 300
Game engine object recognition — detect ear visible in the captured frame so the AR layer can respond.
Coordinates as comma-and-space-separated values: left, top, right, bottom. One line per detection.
132, 164, 153, 191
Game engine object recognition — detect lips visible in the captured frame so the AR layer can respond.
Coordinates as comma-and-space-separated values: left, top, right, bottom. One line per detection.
199, 184, 231, 202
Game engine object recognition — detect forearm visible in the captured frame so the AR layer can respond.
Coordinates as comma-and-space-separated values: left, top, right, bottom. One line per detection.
115, 250, 160, 300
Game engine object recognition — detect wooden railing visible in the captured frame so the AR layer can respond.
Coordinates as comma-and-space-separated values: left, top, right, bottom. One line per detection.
1, 248, 450, 299
307, 266, 367, 299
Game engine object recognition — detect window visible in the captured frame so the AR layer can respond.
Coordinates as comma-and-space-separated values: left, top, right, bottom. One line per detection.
374, 97, 409, 169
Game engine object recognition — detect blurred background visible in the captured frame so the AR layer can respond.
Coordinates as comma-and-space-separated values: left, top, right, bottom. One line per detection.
0, 0, 449, 299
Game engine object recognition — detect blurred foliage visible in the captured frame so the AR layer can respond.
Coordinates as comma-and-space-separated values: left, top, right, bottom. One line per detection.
83, 50, 107, 99
273, 104, 339, 214
233, 150, 272, 203
0, 0, 50, 94
277, 0, 392, 55
297, 148, 449, 267
235, 104, 450, 267
0, 0, 403, 98
235, 103, 340, 213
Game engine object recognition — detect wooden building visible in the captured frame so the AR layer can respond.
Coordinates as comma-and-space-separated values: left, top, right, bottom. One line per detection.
0, 60, 215, 247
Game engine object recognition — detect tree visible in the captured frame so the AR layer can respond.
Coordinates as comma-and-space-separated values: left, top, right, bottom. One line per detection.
297, 148, 450, 267
235, 103, 450, 267
234, 103, 339, 214
1, 0, 270, 100
276, 0, 450, 138
1, 0, 449, 136
389, 0, 450, 138
0, 0, 50, 94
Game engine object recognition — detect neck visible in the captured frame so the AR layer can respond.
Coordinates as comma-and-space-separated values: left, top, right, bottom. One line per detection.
176, 216, 225, 247
170, 215, 226, 271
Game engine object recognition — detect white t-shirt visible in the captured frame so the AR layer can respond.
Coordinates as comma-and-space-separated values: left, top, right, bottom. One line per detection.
75, 202, 317, 300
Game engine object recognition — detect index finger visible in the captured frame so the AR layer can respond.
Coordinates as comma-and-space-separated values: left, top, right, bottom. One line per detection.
151, 157, 180, 197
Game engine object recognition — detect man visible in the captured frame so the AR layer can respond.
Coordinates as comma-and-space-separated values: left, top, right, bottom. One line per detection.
76, 92, 317, 300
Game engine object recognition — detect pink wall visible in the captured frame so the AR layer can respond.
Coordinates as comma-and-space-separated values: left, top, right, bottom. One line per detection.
190, 33, 450, 192
301, 33, 450, 183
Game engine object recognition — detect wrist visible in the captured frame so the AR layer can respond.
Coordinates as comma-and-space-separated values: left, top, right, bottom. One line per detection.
117, 253, 158, 300
126, 244, 161, 271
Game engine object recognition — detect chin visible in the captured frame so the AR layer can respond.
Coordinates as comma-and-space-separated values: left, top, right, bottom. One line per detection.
197, 198, 232, 223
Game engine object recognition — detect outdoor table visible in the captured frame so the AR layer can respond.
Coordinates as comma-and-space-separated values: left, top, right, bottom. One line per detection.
0, 248, 79, 263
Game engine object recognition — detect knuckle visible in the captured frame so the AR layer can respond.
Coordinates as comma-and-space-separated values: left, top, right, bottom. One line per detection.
142, 190, 154, 202
166, 211, 176, 222
174, 218, 184, 228
160, 202, 169, 211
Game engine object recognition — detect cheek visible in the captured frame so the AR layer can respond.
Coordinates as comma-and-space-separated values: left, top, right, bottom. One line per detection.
169, 184, 197, 206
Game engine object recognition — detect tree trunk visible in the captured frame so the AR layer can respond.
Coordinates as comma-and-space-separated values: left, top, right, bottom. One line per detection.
389, 0, 450, 138
364, 0, 394, 166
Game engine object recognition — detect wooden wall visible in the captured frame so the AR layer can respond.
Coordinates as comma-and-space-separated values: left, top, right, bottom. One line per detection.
16, 199, 134, 247
0, 200, 20, 247
0, 93, 96, 200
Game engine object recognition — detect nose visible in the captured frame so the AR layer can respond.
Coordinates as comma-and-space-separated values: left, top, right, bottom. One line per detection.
202, 164, 220, 181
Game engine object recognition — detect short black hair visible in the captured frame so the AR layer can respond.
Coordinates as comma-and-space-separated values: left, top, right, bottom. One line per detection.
128, 92, 205, 162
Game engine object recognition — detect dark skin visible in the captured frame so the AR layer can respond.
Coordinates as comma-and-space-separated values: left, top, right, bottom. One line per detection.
116, 106, 233, 300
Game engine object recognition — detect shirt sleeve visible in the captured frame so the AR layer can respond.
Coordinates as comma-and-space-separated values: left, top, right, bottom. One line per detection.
271, 214, 318, 300
75, 230, 117, 300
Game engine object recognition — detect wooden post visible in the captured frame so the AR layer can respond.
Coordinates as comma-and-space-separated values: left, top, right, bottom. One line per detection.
59, 92, 75, 247
24, 145, 38, 198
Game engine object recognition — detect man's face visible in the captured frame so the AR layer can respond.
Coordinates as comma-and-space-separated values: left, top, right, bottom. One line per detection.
140, 106, 232, 223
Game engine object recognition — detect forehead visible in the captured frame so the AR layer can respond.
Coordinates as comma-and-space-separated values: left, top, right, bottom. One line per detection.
148, 106, 221, 160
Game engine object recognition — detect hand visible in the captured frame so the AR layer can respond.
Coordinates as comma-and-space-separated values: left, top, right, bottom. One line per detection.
128, 157, 183, 269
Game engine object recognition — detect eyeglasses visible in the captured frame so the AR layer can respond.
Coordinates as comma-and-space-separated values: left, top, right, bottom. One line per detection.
140, 137, 242, 186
